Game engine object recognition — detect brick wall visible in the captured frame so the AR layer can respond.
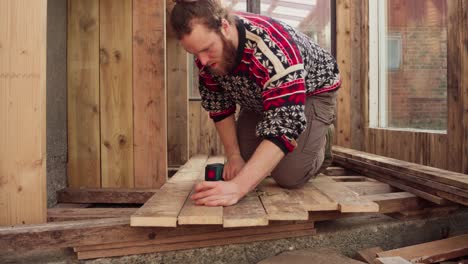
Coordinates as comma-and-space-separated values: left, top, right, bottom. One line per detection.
387, 26, 447, 130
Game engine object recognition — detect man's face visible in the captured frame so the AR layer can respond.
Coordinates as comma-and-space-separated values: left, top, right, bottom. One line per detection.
180, 23, 236, 75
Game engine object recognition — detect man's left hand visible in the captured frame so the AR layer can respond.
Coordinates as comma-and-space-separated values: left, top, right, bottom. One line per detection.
191, 180, 246, 206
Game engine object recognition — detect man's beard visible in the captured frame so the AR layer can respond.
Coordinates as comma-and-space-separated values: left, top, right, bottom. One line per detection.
208, 33, 237, 76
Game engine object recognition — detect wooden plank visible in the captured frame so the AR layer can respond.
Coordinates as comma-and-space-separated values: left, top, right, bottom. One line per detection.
167, 36, 189, 167
323, 166, 347, 176
57, 188, 157, 204
130, 181, 193, 227
47, 208, 137, 222
378, 234, 468, 263
336, 0, 352, 147
100, 0, 134, 188
463, 0, 468, 175
342, 182, 393, 195
131, 155, 209, 227
388, 205, 460, 221
360, 192, 421, 214
334, 155, 450, 205
311, 178, 379, 213
133, 0, 166, 188
300, 182, 339, 211
329, 176, 374, 182
258, 179, 309, 221
0, 0, 47, 225
375, 257, 411, 264
447, 0, 464, 173
67, 0, 101, 188
53, 203, 91, 208
223, 192, 268, 228
177, 156, 224, 225
178, 187, 223, 225
77, 226, 316, 259
356, 247, 383, 264
75, 221, 313, 253
333, 146, 468, 190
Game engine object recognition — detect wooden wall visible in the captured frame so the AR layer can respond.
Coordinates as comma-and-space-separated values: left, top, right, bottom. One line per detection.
67, 0, 167, 188
0, 0, 47, 225
335, 0, 468, 173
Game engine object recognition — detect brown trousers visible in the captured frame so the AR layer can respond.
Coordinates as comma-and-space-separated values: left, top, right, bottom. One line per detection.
236, 90, 338, 188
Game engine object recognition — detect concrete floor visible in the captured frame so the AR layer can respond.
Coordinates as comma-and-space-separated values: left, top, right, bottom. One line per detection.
1, 209, 467, 264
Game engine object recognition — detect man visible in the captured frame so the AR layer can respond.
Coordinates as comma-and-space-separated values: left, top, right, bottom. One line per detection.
171, 0, 341, 206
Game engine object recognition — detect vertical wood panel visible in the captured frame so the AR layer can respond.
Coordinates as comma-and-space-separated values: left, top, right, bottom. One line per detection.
447, 0, 463, 172
350, 0, 363, 150
462, 1, 468, 174
133, 0, 167, 188
0, 0, 47, 224
167, 38, 189, 167
100, 0, 134, 187
67, 0, 101, 188
189, 101, 202, 157
336, 0, 351, 147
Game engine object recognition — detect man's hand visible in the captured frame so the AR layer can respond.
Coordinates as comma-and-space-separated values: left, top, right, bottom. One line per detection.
191, 180, 247, 206
223, 154, 245, 181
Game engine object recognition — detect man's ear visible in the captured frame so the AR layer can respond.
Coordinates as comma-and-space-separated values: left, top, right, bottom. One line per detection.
220, 18, 231, 37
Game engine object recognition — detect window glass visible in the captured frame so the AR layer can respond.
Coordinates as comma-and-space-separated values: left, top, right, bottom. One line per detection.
260, 0, 332, 52
370, 0, 448, 130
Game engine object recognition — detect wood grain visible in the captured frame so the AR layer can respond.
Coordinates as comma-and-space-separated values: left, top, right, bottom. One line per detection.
100, 0, 134, 188
67, 0, 101, 188
133, 0, 167, 188
0, 0, 47, 225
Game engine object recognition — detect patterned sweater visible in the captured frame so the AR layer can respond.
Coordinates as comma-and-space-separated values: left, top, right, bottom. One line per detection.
197, 12, 341, 154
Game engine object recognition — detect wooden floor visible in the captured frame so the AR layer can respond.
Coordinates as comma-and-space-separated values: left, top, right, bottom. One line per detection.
130, 155, 423, 228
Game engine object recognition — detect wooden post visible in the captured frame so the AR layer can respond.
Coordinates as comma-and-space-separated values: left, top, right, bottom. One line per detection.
0, 0, 47, 224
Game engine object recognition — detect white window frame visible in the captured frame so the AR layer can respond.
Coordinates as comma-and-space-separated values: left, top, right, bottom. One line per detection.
369, 0, 387, 128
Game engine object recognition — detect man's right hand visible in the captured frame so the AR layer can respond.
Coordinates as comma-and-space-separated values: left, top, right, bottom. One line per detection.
223, 154, 245, 181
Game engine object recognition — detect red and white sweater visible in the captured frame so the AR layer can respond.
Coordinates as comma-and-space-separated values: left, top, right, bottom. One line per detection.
197, 12, 341, 154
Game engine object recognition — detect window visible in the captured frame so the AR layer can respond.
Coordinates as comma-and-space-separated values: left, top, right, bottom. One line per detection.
369, 0, 448, 131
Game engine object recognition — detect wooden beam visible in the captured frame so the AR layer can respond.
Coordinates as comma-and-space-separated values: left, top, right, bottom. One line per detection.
47, 208, 137, 222
375, 257, 411, 264
360, 192, 421, 214
67, 0, 101, 188
356, 246, 383, 264
378, 234, 468, 263
76, 223, 316, 260
57, 188, 157, 204
0, 0, 47, 225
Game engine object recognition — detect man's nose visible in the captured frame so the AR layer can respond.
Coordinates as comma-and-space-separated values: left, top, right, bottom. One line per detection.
198, 54, 210, 66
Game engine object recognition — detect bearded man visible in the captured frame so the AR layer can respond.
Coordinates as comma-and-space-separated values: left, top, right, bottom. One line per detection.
171, 0, 341, 206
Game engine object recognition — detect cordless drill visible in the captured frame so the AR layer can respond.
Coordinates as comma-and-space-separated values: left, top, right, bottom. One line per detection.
205, 163, 224, 181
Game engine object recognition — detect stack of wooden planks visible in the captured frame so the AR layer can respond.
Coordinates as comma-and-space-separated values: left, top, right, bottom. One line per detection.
333, 146, 468, 207
357, 234, 468, 263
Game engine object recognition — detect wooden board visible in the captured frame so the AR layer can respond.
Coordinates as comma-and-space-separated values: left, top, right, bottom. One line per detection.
258, 179, 309, 221
99, 0, 134, 188
67, 0, 101, 188
311, 178, 379, 212
360, 192, 421, 214
0, 0, 47, 225
130, 181, 193, 227
378, 234, 468, 263
57, 188, 157, 204
356, 246, 383, 264
47, 208, 137, 221
223, 191, 269, 227
133, 0, 166, 188
167, 36, 189, 167
333, 146, 468, 190
375, 257, 412, 264
76, 223, 316, 260
341, 182, 393, 195
131, 156, 209, 227
178, 187, 223, 225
